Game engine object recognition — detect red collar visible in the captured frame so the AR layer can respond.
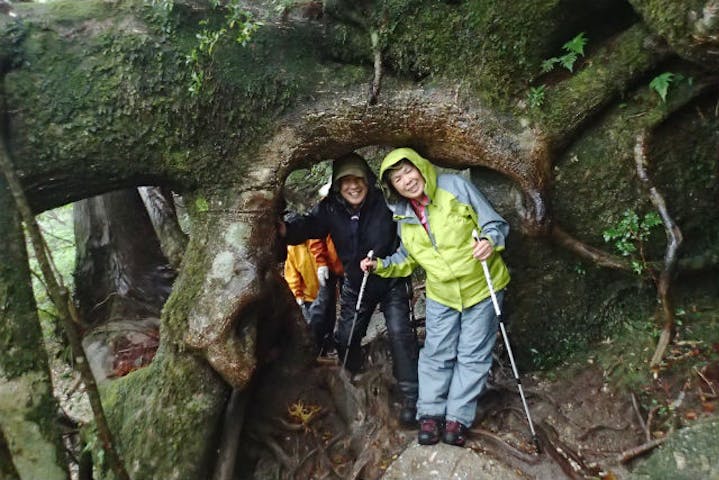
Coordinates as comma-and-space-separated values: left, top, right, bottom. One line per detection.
409, 194, 429, 209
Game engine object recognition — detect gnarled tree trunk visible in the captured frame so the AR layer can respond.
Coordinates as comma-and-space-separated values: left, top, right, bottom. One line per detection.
0, 0, 717, 477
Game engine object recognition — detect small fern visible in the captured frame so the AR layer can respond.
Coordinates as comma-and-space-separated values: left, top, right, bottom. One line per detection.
541, 32, 588, 73
649, 72, 692, 103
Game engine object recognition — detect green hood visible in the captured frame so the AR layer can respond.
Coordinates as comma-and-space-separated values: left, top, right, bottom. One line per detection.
380, 148, 438, 204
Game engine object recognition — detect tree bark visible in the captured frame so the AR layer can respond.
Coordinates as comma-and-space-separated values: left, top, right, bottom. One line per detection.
0, 188, 69, 480
73, 189, 175, 327
138, 186, 188, 270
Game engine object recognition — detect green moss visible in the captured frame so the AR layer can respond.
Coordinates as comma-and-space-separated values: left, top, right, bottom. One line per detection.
4, 0, 370, 204
162, 237, 210, 342
628, 0, 706, 48
159, 190, 226, 343
649, 96, 719, 255
326, 0, 576, 107
6, 2, 194, 193
551, 86, 666, 247
0, 372, 68, 480
629, 417, 719, 479
100, 347, 228, 479
0, 194, 67, 477
507, 238, 656, 370
36, 0, 116, 24
0, 195, 51, 379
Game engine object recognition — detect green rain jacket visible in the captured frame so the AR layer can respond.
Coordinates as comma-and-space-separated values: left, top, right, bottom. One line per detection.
374, 148, 510, 311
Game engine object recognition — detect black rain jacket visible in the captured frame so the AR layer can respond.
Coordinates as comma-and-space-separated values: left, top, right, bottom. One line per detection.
285, 168, 405, 289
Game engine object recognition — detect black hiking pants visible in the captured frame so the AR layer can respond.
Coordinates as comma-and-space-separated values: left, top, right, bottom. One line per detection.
335, 276, 419, 401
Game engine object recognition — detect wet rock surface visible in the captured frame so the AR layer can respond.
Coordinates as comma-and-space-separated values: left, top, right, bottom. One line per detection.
382, 442, 525, 480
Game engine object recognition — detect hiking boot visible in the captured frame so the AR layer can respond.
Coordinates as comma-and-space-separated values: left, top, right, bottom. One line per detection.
442, 420, 468, 447
399, 397, 417, 427
417, 416, 443, 445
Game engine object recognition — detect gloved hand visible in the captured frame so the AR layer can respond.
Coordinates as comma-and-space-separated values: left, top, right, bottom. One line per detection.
317, 265, 329, 287
296, 297, 304, 306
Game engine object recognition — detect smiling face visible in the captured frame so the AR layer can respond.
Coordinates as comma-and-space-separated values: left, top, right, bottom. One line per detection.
339, 175, 368, 208
389, 160, 425, 201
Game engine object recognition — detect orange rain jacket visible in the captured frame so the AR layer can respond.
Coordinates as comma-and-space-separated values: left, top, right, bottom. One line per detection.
308, 235, 344, 277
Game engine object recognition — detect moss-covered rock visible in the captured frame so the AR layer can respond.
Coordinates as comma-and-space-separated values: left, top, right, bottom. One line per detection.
630, 0, 719, 69
629, 417, 719, 479
99, 346, 228, 479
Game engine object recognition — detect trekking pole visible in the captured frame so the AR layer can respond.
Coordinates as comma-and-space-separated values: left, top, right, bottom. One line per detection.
473, 230, 541, 453
342, 250, 374, 369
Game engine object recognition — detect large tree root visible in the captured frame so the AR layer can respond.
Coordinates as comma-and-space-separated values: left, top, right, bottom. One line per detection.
468, 427, 541, 464
212, 388, 248, 480
536, 421, 603, 480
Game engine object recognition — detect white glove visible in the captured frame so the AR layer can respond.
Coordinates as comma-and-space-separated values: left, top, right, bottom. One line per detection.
317, 266, 329, 287
296, 297, 304, 306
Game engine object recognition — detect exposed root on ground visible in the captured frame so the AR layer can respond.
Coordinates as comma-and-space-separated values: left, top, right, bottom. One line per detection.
617, 437, 667, 464
235, 321, 718, 480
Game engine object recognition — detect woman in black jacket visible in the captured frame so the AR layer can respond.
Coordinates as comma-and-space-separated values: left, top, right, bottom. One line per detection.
281, 153, 419, 425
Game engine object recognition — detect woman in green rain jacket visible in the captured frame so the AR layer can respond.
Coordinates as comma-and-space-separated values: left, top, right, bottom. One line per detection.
361, 147, 510, 447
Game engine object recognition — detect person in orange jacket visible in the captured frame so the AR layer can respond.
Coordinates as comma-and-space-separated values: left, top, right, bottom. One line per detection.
284, 240, 321, 321
308, 235, 343, 356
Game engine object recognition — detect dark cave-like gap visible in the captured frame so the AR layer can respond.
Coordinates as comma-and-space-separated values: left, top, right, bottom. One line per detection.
29, 185, 189, 476
76, 186, 186, 381
33, 185, 186, 387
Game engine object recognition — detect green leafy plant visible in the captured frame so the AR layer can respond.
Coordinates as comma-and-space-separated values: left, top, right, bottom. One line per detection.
527, 85, 545, 109
602, 209, 662, 275
541, 32, 587, 73
649, 72, 692, 103
528, 33, 588, 110
82, 427, 106, 474
185, 2, 262, 96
